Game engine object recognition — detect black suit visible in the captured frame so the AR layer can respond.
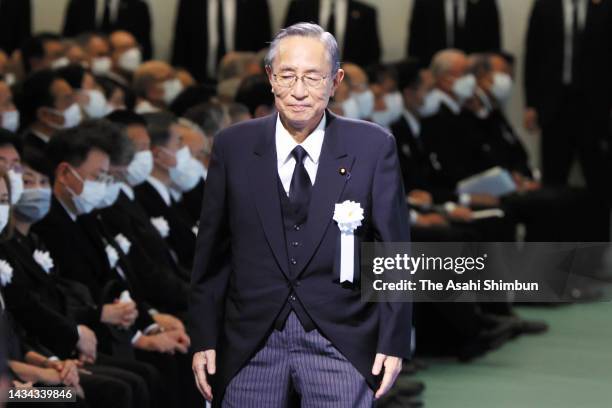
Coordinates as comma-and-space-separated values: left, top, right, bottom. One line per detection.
171, 0, 271, 82
283, 0, 381, 68
179, 178, 205, 224
407, 0, 501, 64
524, 0, 612, 192
134, 181, 197, 271
0, 0, 31, 54
62, 0, 153, 60
99, 190, 190, 313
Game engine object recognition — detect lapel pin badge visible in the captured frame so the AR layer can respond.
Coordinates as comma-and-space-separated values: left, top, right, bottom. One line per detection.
339, 167, 351, 180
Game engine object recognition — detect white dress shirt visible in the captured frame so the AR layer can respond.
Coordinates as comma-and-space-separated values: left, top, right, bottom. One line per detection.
402, 110, 421, 138
146, 176, 172, 207
563, 0, 587, 84
96, 0, 120, 27
431, 88, 461, 115
276, 113, 326, 195
319, 0, 348, 56
445, 0, 467, 47
207, 0, 236, 78
119, 182, 135, 201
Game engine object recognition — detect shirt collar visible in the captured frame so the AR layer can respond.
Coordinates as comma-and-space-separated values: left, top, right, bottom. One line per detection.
402, 110, 421, 137
32, 130, 51, 144
432, 88, 461, 115
275, 113, 326, 166
146, 176, 171, 207
475, 88, 493, 119
119, 182, 135, 201
58, 196, 78, 222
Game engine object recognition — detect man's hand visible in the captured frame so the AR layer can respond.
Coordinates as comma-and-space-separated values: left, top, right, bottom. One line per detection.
469, 193, 500, 208
192, 350, 216, 402
134, 332, 186, 354
447, 206, 473, 222
164, 329, 191, 351
47, 360, 80, 388
371, 353, 402, 400
101, 301, 138, 328
524, 108, 539, 132
76, 325, 97, 363
407, 190, 433, 207
153, 313, 186, 332
416, 213, 448, 227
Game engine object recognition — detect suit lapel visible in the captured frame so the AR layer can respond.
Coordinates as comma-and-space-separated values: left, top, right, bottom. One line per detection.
296, 112, 354, 277
251, 115, 291, 279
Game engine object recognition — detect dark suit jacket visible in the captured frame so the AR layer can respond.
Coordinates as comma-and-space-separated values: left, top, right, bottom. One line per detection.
0, 0, 31, 54
134, 181, 197, 271
171, 0, 271, 82
283, 0, 381, 68
179, 178, 205, 224
189, 111, 412, 404
390, 115, 457, 203
407, 0, 501, 64
524, 0, 612, 125
62, 0, 153, 60
99, 191, 190, 313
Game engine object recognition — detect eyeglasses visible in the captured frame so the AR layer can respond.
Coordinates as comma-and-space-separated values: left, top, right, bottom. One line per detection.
273, 73, 328, 89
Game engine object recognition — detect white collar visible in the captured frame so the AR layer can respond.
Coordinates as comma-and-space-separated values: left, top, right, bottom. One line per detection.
58, 196, 78, 222
275, 113, 326, 167
146, 176, 172, 207
432, 88, 461, 115
119, 182, 135, 201
475, 88, 493, 119
32, 130, 51, 144
135, 100, 161, 115
169, 187, 183, 203
402, 110, 421, 137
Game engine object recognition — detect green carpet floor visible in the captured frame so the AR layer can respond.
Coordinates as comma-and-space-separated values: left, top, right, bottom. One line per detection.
415, 302, 612, 407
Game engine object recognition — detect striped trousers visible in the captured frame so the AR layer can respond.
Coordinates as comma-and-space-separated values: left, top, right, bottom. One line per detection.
223, 312, 374, 407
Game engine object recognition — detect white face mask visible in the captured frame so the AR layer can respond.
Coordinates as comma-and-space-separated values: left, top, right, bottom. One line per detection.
96, 181, 121, 209
1, 110, 20, 132
8, 169, 24, 205
4, 73, 16, 87
352, 89, 375, 119
47, 103, 82, 130
66, 167, 107, 215
490, 72, 513, 104
118, 48, 142, 73
371, 92, 403, 128
0, 204, 9, 233
82, 89, 109, 119
418, 91, 441, 118
340, 97, 361, 119
91, 57, 112, 75
51, 57, 70, 69
167, 146, 201, 192
126, 150, 153, 186
453, 74, 477, 102
162, 78, 184, 105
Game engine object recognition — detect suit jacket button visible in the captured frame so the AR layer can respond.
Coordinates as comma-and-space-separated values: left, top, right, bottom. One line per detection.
290, 295, 296, 301
293, 224, 301, 231
295, 280, 301, 287
290, 258, 297, 265
291, 241, 300, 247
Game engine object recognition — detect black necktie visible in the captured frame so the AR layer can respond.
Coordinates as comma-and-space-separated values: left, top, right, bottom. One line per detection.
101, 0, 112, 32
327, 2, 336, 36
217, 0, 227, 65
289, 146, 312, 213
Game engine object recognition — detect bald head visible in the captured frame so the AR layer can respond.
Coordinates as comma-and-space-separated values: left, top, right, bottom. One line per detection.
133, 61, 176, 107
430, 49, 475, 101
343, 63, 369, 92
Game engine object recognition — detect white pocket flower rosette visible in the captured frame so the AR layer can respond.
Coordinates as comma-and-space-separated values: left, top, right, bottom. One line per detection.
33, 250, 54, 274
0, 259, 14, 287
333, 200, 364, 283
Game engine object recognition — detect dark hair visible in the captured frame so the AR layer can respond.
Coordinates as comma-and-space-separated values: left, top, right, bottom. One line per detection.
395, 59, 424, 92
0, 167, 13, 240
46, 120, 116, 171
168, 85, 216, 117
142, 112, 177, 147
56, 64, 87, 90
105, 110, 147, 127
0, 129, 21, 151
366, 63, 398, 86
183, 102, 225, 138
16, 69, 61, 130
235, 75, 274, 116
20, 33, 62, 74
21, 146, 54, 181
95, 75, 135, 110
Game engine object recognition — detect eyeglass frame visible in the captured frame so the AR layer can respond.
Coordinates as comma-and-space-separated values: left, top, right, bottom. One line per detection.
271, 72, 331, 89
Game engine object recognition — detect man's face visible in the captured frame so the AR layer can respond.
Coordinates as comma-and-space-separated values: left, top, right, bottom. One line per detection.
0, 145, 21, 175
66, 45, 87, 66
110, 32, 137, 65
438, 54, 469, 95
267, 36, 343, 132
57, 149, 110, 196
404, 70, 434, 112
127, 125, 151, 152
43, 40, 65, 66
178, 125, 207, 166
0, 82, 16, 114
145, 65, 174, 105
153, 126, 183, 169
38, 79, 77, 128
87, 36, 111, 59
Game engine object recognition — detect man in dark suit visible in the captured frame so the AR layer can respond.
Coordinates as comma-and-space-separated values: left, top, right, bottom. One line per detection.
407, 0, 501, 64
283, 0, 381, 68
0, 0, 31, 55
172, 0, 271, 83
62, 0, 153, 60
190, 23, 411, 406
524, 0, 612, 195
